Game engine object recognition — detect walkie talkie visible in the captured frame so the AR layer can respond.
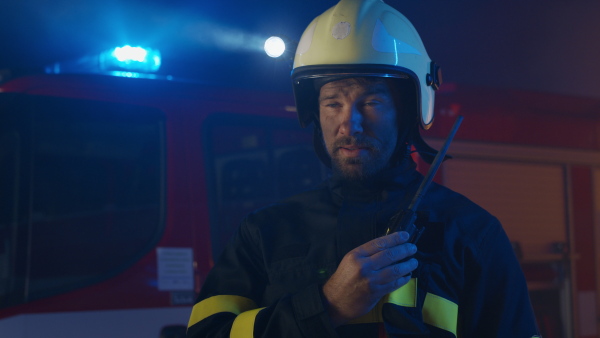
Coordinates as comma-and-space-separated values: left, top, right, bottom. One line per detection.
385, 116, 464, 244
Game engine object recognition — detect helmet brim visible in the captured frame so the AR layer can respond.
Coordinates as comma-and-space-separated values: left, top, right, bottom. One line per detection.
291, 64, 419, 129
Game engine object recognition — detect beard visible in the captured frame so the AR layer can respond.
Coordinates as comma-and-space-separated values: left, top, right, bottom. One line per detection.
329, 134, 397, 181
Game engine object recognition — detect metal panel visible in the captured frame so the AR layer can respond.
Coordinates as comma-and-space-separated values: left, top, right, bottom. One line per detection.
442, 159, 566, 259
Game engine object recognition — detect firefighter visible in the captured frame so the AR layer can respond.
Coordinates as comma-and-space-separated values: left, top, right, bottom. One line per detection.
187, 0, 540, 337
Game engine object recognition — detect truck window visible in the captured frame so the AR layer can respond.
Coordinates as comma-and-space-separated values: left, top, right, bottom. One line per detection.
0, 94, 166, 307
203, 113, 326, 259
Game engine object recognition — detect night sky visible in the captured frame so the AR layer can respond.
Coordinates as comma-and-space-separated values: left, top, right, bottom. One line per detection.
1, 0, 599, 98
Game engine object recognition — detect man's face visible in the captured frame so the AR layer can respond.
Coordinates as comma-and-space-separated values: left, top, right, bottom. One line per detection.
318, 77, 398, 180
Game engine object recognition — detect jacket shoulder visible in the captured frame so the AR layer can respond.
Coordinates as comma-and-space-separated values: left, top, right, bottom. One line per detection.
425, 183, 504, 250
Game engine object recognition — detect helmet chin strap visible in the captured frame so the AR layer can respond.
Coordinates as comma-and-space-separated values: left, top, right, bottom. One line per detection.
312, 126, 332, 168
413, 131, 452, 164
391, 123, 412, 166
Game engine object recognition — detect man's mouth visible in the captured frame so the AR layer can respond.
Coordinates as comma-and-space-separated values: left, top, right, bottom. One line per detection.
337, 146, 369, 157
332, 136, 377, 159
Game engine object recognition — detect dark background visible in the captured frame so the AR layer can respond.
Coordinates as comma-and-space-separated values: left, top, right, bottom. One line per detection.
1, 0, 599, 98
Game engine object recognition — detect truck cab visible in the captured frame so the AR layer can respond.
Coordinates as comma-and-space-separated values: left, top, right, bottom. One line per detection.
0, 71, 325, 337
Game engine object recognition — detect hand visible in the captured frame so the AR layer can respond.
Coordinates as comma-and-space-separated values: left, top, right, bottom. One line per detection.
322, 231, 418, 328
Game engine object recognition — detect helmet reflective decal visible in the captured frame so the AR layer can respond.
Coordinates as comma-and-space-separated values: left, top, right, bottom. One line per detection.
332, 22, 352, 40
296, 20, 318, 55
372, 19, 421, 56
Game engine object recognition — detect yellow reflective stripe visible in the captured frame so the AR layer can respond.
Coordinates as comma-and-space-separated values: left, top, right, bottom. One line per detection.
347, 278, 418, 325
344, 280, 459, 337
187, 295, 257, 328
386, 278, 417, 307
422, 292, 458, 336
230, 307, 265, 338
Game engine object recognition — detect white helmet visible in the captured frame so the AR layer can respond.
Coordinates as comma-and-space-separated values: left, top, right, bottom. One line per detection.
291, 0, 442, 164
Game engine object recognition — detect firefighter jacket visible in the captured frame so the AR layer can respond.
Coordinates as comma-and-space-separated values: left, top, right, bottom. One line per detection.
187, 161, 540, 337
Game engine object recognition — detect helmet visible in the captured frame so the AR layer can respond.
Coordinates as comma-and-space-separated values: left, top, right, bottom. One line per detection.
291, 0, 442, 164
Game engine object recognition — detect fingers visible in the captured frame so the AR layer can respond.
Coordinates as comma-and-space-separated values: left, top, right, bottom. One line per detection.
368, 261, 416, 298
324, 233, 418, 321
368, 258, 417, 297
356, 231, 410, 257
378, 272, 413, 295
369, 241, 417, 270
379, 258, 418, 281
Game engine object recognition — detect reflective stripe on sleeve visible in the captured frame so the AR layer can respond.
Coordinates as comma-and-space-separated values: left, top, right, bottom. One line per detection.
386, 278, 417, 307
230, 307, 266, 338
344, 278, 459, 337
422, 292, 458, 336
187, 295, 258, 328
348, 278, 418, 324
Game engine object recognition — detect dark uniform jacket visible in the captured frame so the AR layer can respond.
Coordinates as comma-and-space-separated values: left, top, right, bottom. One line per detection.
187, 162, 540, 337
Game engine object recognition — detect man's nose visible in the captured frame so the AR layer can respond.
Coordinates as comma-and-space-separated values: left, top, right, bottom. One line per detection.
339, 105, 363, 136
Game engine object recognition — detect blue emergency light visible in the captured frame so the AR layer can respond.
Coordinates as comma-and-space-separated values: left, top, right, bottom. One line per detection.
45, 45, 163, 78
101, 45, 162, 72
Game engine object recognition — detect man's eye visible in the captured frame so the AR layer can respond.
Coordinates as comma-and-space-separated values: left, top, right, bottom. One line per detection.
363, 101, 380, 107
325, 103, 340, 108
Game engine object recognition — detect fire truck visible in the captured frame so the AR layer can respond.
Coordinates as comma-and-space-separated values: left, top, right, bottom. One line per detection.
1, 46, 599, 337
0, 45, 326, 336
